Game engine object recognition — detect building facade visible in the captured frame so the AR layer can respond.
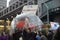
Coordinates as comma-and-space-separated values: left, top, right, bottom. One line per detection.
0, 0, 7, 10
9, 0, 38, 5
0, 0, 60, 24
39, 0, 60, 24
9, 0, 19, 5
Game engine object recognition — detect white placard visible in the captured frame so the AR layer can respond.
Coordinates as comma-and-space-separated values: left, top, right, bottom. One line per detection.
50, 22, 59, 30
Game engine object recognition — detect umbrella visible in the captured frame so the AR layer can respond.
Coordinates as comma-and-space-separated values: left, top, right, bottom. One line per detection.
10, 13, 43, 34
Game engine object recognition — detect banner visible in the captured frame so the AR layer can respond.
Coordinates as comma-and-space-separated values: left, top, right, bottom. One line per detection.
50, 22, 59, 30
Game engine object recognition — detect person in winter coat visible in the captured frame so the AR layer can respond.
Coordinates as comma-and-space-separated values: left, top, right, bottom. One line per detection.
35, 32, 41, 40
47, 30, 53, 40
52, 26, 60, 40
40, 31, 48, 40
23, 28, 36, 40
1, 32, 8, 40
13, 30, 22, 40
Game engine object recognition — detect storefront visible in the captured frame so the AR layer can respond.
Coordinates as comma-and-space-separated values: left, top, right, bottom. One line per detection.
0, 20, 11, 32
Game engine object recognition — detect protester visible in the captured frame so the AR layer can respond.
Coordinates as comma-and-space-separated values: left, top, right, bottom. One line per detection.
52, 26, 60, 40
47, 30, 53, 40
1, 32, 8, 40
40, 31, 48, 40
23, 28, 37, 40
35, 31, 41, 40
13, 30, 22, 40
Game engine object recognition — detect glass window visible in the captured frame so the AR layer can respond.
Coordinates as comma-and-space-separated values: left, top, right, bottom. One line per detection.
19, 2, 22, 5
7, 8, 8, 13
16, 2, 19, 8
13, 4, 15, 9
13, 6, 15, 9
24, 0, 27, 3
16, 5, 18, 8
42, 3, 47, 13
10, 6, 12, 11
1, 12, 3, 15
4, 9, 6, 14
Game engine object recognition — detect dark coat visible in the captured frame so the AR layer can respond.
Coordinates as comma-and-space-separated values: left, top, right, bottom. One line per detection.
35, 34, 41, 40
52, 27, 60, 40
23, 30, 36, 40
47, 32, 53, 40
41, 35, 47, 40
13, 31, 22, 40
1, 35, 8, 40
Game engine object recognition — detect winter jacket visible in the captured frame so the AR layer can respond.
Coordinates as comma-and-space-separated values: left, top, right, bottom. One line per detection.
1, 35, 8, 40
41, 35, 47, 40
36, 34, 41, 40
23, 30, 36, 40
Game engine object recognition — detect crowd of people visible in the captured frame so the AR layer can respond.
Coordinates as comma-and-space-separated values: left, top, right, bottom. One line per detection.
12, 26, 60, 40
0, 26, 60, 40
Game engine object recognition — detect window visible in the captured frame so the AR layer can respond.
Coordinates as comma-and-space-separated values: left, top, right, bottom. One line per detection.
16, 2, 18, 4
19, 2, 22, 5
7, 8, 8, 13
1, 12, 3, 15
24, 0, 27, 3
10, 6, 12, 11
5, 9, 7, 13
13, 4, 15, 9
4, 9, 6, 14
0, 13, 1, 16
16, 5, 18, 8
13, 6, 15, 9
16, 2, 19, 8
0, 12, 3, 16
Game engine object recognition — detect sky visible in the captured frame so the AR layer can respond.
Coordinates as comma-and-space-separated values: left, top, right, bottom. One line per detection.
7, 0, 10, 7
